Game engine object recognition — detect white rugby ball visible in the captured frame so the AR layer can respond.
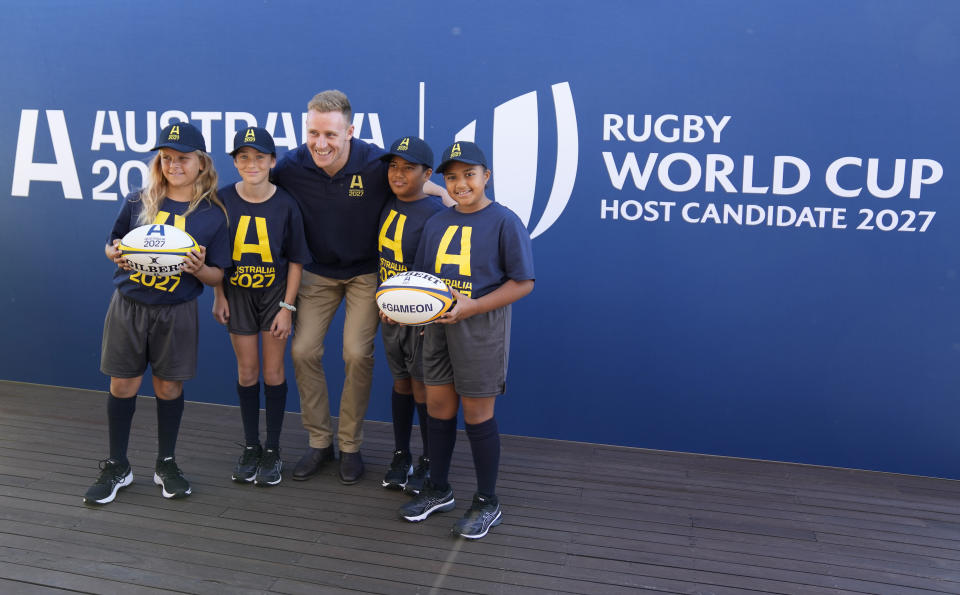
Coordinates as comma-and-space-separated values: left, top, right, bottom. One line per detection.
119, 224, 198, 277
376, 271, 455, 325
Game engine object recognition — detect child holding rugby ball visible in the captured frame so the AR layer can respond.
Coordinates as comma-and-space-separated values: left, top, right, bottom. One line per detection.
376, 136, 445, 493
398, 141, 535, 539
84, 121, 231, 505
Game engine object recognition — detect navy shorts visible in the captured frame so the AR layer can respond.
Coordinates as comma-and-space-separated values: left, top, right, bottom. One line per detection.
422, 305, 511, 397
224, 281, 286, 335
100, 291, 198, 381
382, 322, 424, 382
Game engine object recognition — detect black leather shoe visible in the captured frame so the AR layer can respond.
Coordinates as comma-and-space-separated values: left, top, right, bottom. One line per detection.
338, 451, 365, 485
292, 445, 335, 481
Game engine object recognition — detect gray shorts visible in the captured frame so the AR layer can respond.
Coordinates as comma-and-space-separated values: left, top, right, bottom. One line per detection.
382, 323, 424, 382
100, 291, 198, 381
224, 280, 286, 335
422, 305, 511, 397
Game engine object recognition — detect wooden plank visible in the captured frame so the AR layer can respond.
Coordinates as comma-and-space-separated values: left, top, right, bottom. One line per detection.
566, 545, 957, 594
268, 576, 475, 595
814, 531, 960, 563
0, 520, 441, 594
0, 557, 183, 594
798, 494, 960, 523
691, 534, 960, 583
0, 534, 278, 591
0, 578, 83, 595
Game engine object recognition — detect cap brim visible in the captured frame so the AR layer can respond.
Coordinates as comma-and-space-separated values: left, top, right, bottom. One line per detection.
152, 142, 203, 153
231, 143, 275, 155
436, 157, 485, 173
381, 150, 432, 167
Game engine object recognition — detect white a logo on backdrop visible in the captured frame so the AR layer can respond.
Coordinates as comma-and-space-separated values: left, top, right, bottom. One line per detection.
452, 82, 578, 239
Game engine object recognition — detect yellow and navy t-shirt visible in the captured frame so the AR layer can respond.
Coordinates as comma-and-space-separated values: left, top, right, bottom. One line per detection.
219, 183, 312, 292
415, 202, 535, 299
108, 192, 231, 305
377, 195, 445, 284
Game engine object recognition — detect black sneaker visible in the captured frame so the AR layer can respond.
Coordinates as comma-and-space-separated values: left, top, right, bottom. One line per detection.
452, 493, 502, 539
403, 455, 430, 495
232, 444, 262, 483
255, 448, 282, 487
398, 482, 455, 522
153, 456, 192, 499
382, 450, 412, 489
83, 459, 133, 505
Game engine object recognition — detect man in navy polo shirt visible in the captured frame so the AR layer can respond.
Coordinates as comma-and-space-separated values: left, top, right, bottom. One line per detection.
273, 90, 448, 484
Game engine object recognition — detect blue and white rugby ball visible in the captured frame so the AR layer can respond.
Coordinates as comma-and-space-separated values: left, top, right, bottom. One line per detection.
376, 271, 455, 325
119, 224, 198, 277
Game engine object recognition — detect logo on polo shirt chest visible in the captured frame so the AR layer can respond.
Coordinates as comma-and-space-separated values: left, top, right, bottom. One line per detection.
349, 175, 364, 197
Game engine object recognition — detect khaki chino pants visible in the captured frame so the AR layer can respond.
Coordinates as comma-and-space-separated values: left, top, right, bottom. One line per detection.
291, 270, 379, 452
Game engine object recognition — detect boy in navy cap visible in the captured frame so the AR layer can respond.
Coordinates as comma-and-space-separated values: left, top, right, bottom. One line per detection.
399, 141, 535, 539
376, 136, 445, 493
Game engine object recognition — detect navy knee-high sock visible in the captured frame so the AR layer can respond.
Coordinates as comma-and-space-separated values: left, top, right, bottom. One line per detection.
415, 402, 429, 455
237, 382, 261, 446
263, 382, 287, 450
427, 415, 458, 491
392, 390, 415, 453
156, 393, 184, 460
465, 417, 500, 499
107, 393, 136, 466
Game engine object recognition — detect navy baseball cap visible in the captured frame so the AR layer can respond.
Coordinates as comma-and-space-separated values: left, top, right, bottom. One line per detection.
231, 126, 276, 156
436, 141, 488, 173
152, 121, 206, 153
380, 136, 434, 168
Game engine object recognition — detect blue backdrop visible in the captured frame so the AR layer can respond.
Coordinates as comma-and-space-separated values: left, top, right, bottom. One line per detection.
2, 1, 958, 478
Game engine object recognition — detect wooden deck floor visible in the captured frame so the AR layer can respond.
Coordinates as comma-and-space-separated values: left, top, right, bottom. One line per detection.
1, 380, 959, 594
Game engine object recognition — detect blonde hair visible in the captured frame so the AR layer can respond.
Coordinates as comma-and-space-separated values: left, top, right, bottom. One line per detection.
307, 89, 352, 122
136, 151, 226, 226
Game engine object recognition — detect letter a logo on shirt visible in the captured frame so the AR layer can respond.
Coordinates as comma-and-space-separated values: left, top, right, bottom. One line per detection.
233, 215, 274, 263
349, 175, 364, 198
434, 225, 471, 276
378, 210, 406, 263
